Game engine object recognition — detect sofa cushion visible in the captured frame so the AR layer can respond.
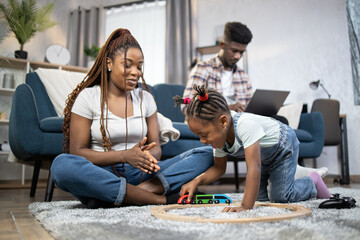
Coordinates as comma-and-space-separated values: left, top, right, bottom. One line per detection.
153, 84, 185, 122
277, 101, 303, 129
173, 122, 200, 139
294, 129, 313, 142
39, 117, 64, 133
161, 139, 205, 158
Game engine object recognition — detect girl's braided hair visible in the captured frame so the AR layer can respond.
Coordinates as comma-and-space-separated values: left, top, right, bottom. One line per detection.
174, 84, 230, 121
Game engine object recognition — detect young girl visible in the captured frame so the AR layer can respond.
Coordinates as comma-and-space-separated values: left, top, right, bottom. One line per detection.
50, 29, 213, 208
174, 85, 330, 212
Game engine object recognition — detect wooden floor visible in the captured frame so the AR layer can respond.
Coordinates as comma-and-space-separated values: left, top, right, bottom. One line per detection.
0, 179, 359, 240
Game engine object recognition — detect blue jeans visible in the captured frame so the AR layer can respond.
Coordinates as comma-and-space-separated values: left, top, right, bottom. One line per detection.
257, 124, 317, 202
51, 146, 214, 206
231, 113, 317, 202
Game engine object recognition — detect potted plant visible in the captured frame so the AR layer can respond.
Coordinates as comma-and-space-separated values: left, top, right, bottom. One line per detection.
0, 0, 56, 59
84, 44, 100, 68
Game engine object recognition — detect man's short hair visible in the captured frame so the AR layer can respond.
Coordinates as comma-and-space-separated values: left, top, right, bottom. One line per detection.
223, 22, 252, 45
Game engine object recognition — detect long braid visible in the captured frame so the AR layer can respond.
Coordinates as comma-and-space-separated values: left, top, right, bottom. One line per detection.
63, 28, 144, 153
173, 84, 230, 122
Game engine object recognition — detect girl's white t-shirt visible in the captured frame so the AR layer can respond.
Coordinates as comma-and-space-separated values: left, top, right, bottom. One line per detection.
72, 85, 157, 152
214, 111, 281, 158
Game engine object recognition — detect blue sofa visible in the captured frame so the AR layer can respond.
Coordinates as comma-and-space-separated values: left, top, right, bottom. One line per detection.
150, 84, 325, 190
9, 72, 324, 201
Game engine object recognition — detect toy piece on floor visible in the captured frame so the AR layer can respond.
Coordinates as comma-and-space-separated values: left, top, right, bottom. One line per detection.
177, 194, 232, 204
319, 193, 356, 209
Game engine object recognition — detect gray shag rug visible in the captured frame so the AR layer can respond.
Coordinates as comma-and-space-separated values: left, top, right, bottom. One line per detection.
29, 187, 360, 240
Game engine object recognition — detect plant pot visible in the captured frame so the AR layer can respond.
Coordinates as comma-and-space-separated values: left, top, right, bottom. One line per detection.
14, 50, 28, 59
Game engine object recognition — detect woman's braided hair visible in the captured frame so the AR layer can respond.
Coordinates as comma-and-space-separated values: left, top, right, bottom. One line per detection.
63, 28, 150, 155
174, 84, 230, 121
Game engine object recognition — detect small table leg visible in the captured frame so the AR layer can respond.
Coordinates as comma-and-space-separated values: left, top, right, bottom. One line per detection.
339, 115, 350, 184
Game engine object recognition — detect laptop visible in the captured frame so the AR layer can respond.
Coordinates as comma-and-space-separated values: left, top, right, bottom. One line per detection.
244, 89, 290, 116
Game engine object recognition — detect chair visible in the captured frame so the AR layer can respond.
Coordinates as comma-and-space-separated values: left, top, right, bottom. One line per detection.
295, 112, 325, 162
9, 72, 63, 201
310, 99, 349, 184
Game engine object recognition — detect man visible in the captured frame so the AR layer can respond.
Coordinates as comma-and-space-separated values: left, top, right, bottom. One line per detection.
182, 21, 252, 113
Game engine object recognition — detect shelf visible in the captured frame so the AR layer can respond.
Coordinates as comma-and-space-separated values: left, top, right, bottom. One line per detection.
196, 45, 220, 55
0, 151, 9, 155
0, 88, 15, 96
29, 59, 88, 73
0, 56, 88, 73
0, 120, 9, 125
0, 56, 27, 70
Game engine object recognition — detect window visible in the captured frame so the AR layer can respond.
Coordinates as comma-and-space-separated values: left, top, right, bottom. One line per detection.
105, 1, 166, 86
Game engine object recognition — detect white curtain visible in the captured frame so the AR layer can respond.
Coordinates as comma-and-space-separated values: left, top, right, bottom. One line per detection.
67, 6, 105, 68
105, 1, 166, 86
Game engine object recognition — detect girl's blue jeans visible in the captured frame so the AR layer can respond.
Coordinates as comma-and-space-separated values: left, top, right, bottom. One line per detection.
51, 146, 214, 206
231, 113, 317, 202
256, 124, 317, 202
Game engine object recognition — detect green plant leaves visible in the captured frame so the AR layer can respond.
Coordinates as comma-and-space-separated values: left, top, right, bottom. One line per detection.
84, 44, 101, 59
0, 0, 56, 50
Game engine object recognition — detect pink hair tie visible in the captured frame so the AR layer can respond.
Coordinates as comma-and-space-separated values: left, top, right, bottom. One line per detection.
198, 94, 208, 102
184, 97, 191, 105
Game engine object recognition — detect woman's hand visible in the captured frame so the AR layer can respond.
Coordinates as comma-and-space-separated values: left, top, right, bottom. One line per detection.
222, 205, 251, 212
126, 137, 160, 174
142, 149, 160, 173
180, 179, 199, 202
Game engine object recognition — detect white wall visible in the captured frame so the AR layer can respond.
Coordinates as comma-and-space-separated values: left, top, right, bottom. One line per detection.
197, 0, 359, 176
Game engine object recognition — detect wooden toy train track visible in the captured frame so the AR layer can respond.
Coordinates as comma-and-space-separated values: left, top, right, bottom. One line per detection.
151, 202, 311, 224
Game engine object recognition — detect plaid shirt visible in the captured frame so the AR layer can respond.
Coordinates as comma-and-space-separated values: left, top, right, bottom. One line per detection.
182, 55, 252, 112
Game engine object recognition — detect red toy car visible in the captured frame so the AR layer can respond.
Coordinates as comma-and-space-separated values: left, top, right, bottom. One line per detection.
177, 194, 196, 204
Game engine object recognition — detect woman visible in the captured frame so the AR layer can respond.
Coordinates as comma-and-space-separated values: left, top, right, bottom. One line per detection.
51, 28, 213, 208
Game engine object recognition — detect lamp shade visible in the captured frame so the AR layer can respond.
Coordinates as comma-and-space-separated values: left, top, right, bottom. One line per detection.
309, 80, 320, 90
309, 79, 331, 98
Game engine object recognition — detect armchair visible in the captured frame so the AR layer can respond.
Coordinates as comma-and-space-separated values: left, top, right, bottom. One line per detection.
294, 112, 325, 164
9, 72, 63, 202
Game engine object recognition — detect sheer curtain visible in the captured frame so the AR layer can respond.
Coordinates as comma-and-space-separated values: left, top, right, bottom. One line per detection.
105, 1, 166, 86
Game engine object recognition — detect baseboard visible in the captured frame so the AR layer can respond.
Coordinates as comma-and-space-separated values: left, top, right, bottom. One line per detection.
350, 175, 360, 183
220, 174, 360, 184
0, 179, 48, 189
1, 175, 359, 189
